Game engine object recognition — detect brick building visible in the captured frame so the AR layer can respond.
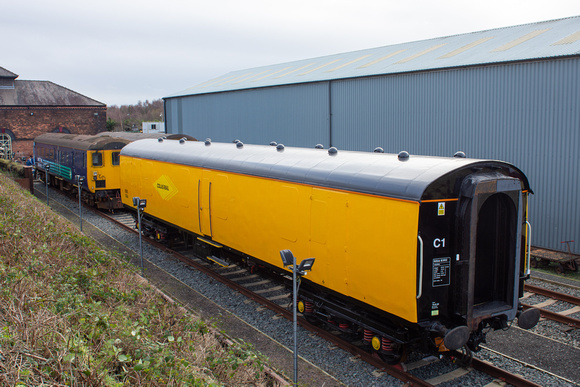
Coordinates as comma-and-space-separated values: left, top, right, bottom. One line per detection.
0, 66, 106, 159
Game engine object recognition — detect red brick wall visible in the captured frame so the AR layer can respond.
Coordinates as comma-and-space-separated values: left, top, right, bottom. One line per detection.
0, 106, 106, 158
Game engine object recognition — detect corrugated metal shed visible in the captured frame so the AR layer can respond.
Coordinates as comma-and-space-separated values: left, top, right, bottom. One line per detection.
168, 16, 580, 98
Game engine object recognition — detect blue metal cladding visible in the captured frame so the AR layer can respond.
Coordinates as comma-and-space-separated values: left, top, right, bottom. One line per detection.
330, 57, 580, 253
166, 83, 330, 147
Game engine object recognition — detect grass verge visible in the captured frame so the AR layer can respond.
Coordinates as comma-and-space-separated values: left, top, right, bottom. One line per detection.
0, 173, 273, 386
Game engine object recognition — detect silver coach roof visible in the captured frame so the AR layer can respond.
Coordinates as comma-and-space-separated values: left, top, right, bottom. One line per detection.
121, 139, 529, 201
167, 16, 580, 98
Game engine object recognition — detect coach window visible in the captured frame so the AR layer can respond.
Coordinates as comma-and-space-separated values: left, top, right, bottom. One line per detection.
75, 152, 85, 168
92, 151, 103, 167
112, 151, 120, 166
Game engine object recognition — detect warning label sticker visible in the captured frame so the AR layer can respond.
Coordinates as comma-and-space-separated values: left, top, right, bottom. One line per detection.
437, 202, 445, 216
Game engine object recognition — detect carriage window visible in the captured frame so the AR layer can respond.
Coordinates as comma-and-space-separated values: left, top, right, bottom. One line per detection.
92, 152, 103, 167
112, 152, 120, 166
75, 152, 85, 168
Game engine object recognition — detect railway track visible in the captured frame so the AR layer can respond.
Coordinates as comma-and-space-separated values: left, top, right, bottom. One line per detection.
102, 209, 545, 387
32, 181, 579, 385
522, 283, 580, 328
33, 181, 576, 385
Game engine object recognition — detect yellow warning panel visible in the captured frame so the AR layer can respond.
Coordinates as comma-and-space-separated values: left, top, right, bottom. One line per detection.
437, 202, 445, 216
154, 175, 178, 201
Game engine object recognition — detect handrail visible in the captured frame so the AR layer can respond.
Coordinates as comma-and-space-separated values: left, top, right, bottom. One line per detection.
208, 182, 213, 237
197, 180, 201, 232
525, 221, 532, 275
417, 235, 424, 299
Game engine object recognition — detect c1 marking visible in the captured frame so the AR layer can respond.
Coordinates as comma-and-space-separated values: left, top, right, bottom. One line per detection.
433, 238, 446, 248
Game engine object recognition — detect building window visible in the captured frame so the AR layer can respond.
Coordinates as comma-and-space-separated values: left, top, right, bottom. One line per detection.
151, 124, 156, 129
52, 126, 71, 134
0, 128, 16, 143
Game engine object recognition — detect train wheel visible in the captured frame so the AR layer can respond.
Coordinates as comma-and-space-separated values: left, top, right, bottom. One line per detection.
454, 345, 473, 367
297, 300, 318, 324
530, 257, 538, 268
555, 264, 566, 274
566, 260, 578, 272
372, 336, 402, 365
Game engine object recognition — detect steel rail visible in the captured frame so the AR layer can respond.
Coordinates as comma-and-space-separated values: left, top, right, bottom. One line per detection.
471, 358, 542, 387
522, 283, 580, 328
98, 211, 434, 386
99, 209, 545, 387
33, 182, 563, 387
524, 283, 580, 306
521, 304, 580, 328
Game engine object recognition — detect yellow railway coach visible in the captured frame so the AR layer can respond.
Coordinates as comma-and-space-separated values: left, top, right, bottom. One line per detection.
120, 138, 539, 362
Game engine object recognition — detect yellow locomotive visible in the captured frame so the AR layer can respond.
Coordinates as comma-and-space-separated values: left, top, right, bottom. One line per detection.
120, 138, 540, 362
33, 132, 194, 210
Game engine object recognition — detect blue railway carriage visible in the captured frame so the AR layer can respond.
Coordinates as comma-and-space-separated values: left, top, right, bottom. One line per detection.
33, 132, 171, 210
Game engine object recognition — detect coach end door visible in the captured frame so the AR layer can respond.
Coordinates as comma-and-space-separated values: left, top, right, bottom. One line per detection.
456, 173, 523, 330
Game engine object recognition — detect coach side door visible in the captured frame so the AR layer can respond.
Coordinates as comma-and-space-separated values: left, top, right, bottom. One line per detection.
198, 171, 213, 237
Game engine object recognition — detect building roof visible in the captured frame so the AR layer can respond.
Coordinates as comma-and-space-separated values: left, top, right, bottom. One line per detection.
0, 80, 105, 107
167, 16, 580, 99
0, 67, 18, 79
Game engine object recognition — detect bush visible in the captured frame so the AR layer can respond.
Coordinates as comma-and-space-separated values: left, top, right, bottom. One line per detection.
0, 158, 25, 177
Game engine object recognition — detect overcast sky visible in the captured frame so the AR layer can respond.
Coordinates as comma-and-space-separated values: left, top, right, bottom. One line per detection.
4, 0, 580, 106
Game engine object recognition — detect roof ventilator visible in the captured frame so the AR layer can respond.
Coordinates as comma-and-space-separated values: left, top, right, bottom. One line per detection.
205, 138, 211, 146
373, 147, 384, 153
315, 144, 324, 149
236, 141, 244, 149
398, 151, 410, 161
270, 141, 277, 146
179, 137, 187, 144
328, 147, 338, 155
454, 151, 466, 158
276, 144, 285, 152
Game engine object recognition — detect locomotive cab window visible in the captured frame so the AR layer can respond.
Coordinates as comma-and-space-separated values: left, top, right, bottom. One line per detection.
112, 151, 120, 166
92, 152, 103, 167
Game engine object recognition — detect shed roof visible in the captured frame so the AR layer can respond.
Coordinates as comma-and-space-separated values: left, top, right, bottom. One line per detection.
167, 16, 580, 99
0, 80, 105, 106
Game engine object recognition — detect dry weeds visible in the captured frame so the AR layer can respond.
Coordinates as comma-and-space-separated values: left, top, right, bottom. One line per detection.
0, 173, 274, 386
